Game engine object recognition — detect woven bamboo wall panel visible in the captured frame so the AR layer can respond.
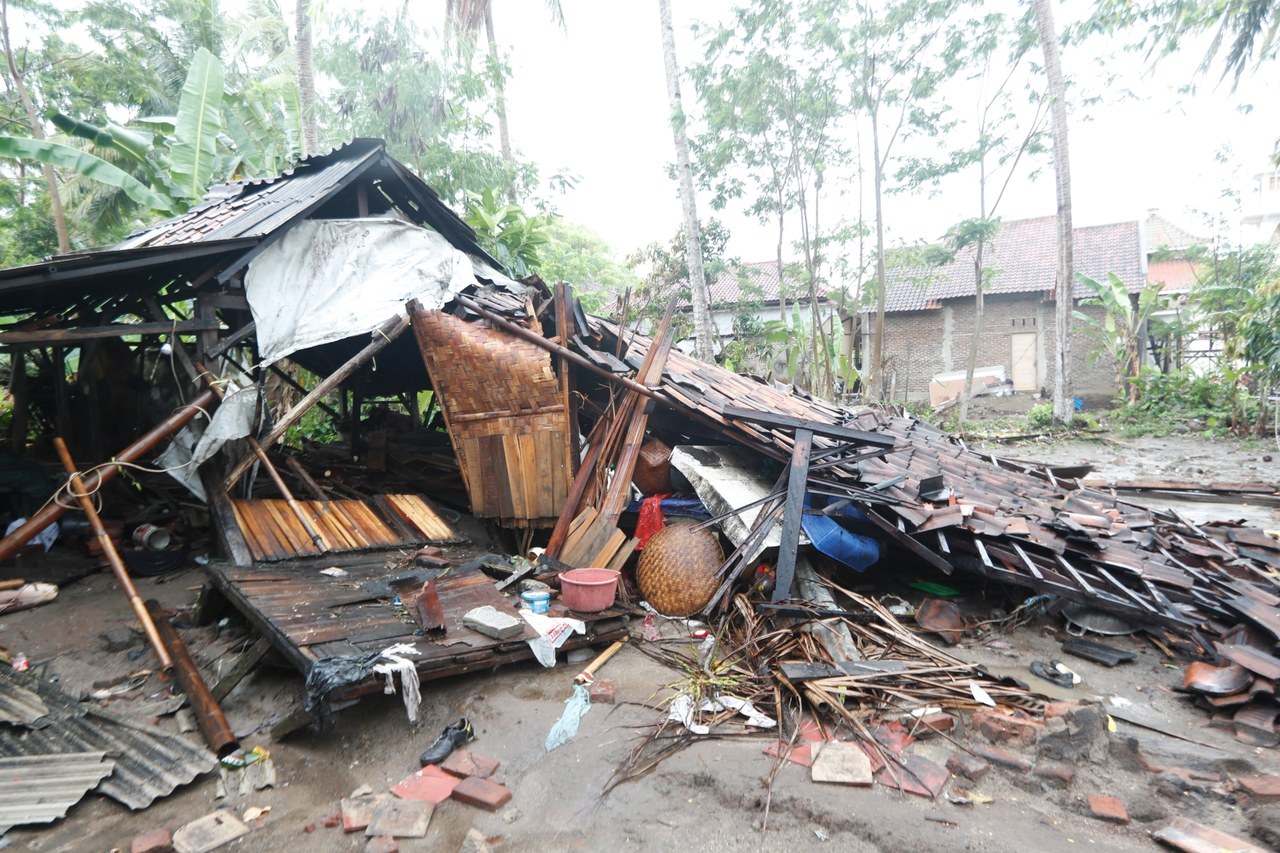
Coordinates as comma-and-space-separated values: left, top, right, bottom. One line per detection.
411, 309, 569, 526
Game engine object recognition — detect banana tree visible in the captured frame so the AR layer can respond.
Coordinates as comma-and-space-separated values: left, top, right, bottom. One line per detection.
1075, 272, 1166, 404
0, 47, 302, 232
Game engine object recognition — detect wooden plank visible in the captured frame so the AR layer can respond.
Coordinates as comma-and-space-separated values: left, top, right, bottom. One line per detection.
772, 427, 813, 603
606, 538, 639, 572
230, 500, 267, 562
0, 317, 220, 346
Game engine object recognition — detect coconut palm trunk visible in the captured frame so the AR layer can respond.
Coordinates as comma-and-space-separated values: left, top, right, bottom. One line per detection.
658, 0, 715, 362
1035, 0, 1074, 423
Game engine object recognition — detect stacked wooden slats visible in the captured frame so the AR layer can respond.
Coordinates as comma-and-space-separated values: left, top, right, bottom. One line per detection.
381, 494, 462, 543
410, 307, 570, 528
231, 496, 454, 562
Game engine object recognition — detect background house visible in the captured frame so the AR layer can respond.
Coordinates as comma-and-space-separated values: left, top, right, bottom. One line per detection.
869, 215, 1146, 404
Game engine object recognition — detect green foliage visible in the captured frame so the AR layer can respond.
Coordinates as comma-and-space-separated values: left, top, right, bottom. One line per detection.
464, 187, 549, 279
627, 219, 733, 334
1026, 402, 1054, 428
1112, 367, 1257, 437
322, 10, 537, 209
535, 218, 639, 312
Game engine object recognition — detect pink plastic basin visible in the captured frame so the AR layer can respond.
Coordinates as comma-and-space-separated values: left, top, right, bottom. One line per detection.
560, 568, 620, 613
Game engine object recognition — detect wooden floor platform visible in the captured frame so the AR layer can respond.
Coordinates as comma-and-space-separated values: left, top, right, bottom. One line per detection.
203, 554, 630, 704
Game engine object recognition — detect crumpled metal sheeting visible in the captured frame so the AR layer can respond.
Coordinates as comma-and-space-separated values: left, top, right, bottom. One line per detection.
0, 668, 50, 727
0, 752, 115, 834
0, 669, 216, 810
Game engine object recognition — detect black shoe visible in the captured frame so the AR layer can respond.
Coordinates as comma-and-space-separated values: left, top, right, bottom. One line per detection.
1029, 660, 1075, 689
419, 717, 475, 766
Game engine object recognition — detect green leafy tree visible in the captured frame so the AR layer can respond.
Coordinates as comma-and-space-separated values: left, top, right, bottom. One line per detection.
899, 8, 1047, 420
845, 0, 968, 401
464, 186, 549, 279
322, 10, 536, 209
627, 219, 732, 343
536, 218, 639, 312
690, 0, 849, 395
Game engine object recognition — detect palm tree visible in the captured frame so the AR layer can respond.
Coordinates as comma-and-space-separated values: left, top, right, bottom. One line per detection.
1034, 0, 1074, 424
657, 0, 714, 363
444, 0, 564, 174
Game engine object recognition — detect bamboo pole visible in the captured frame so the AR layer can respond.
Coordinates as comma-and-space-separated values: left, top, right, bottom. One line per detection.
195, 363, 325, 551
223, 315, 409, 491
53, 438, 173, 670
144, 599, 239, 757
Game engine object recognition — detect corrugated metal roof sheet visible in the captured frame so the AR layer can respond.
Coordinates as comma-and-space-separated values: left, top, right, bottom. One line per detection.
878, 216, 1145, 313
115, 139, 386, 250
0, 752, 115, 833
0, 668, 216, 811
0, 673, 49, 727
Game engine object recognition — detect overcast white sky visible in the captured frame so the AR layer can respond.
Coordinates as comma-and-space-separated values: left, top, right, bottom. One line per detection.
474, 0, 1276, 267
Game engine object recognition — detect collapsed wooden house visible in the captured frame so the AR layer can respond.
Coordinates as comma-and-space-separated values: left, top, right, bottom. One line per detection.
1, 140, 1277, 742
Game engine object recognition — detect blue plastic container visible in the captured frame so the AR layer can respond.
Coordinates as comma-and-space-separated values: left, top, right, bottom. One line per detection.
521, 590, 550, 614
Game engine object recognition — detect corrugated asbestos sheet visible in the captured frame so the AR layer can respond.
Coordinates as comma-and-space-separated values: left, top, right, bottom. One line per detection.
0, 752, 115, 833
0, 667, 216, 813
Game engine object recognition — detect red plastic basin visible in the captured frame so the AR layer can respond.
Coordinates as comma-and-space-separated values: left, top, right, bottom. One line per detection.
560, 568, 620, 613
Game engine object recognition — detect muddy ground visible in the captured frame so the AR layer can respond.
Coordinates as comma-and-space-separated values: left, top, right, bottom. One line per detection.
2, 432, 1278, 853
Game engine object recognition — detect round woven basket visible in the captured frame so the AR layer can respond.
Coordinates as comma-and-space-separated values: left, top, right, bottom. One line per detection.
636, 523, 724, 616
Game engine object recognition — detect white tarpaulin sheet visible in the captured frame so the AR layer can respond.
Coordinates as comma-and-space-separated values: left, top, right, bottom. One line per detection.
245, 218, 507, 365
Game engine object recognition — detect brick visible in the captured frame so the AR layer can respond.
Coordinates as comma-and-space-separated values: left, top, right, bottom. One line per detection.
1087, 793, 1130, 825
365, 837, 398, 853
321, 813, 341, 829
1033, 762, 1076, 786
440, 750, 501, 780
972, 744, 1033, 772
131, 828, 174, 853
972, 707, 1042, 747
1044, 701, 1084, 719
1237, 774, 1280, 803
915, 712, 956, 735
587, 679, 616, 704
391, 766, 459, 805
452, 776, 513, 812
946, 753, 991, 782
342, 795, 388, 833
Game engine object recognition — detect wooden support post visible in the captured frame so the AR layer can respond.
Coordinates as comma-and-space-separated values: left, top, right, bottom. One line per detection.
554, 283, 581, 479
223, 315, 409, 490
7, 349, 29, 452
772, 427, 813, 603
195, 298, 218, 360
51, 346, 72, 445
54, 438, 173, 669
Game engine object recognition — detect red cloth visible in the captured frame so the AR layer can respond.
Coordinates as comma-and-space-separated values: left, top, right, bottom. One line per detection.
634, 494, 670, 549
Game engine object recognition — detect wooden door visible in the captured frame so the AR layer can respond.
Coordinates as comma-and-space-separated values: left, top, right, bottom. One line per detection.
1010, 332, 1037, 391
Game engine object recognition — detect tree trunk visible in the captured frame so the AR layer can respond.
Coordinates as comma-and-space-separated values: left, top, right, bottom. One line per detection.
958, 243, 984, 423
484, 5, 514, 179
658, 0, 714, 362
1, 0, 68, 253
869, 99, 886, 402
296, 0, 318, 156
1035, 0, 1074, 424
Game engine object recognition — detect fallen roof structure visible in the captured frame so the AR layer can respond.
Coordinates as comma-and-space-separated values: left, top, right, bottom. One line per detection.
1, 138, 1276, 794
